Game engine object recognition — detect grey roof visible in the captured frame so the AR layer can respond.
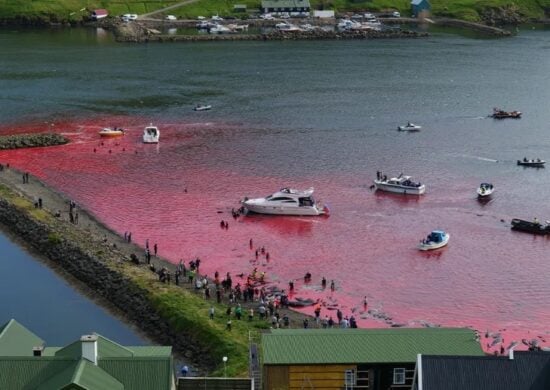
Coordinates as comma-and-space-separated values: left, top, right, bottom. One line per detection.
411, 0, 429, 5
419, 352, 550, 390
262, 0, 310, 9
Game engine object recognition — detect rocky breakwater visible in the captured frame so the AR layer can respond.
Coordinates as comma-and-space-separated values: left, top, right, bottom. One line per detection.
143, 28, 427, 43
0, 133, 68, 150
0, 183, 215, 372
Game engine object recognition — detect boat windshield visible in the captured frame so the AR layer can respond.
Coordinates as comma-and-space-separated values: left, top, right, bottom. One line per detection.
299, 197, 314, 207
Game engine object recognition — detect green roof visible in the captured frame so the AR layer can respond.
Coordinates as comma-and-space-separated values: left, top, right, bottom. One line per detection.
37, 359, 124, 390
0, 319, 174, 390
0, 319, 44, 356
262, 328, 484, 365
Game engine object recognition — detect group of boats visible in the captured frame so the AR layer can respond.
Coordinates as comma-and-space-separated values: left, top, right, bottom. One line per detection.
196, 21, 249, 34
99, 124, 160, 144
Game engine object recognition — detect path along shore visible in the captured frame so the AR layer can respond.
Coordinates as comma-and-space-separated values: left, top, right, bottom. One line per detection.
0, 162, 324, 375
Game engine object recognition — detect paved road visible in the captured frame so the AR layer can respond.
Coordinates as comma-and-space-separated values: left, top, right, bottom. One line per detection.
139, 0, 200, 19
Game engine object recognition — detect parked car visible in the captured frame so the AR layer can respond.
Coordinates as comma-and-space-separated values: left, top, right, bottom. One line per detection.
165, 15, 177, 20
392, 11, 401, 17
211, 15, 224, 21
121, 13, 138, 21
197, 16, 206, 20
260, 13, 274, 20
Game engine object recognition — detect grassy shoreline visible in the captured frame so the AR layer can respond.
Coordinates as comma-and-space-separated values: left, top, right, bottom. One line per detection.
0, 166, 302, 376
0, 0, 548, 24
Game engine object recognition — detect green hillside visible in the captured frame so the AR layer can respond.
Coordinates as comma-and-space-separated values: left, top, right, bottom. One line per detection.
0, 0, 549, 23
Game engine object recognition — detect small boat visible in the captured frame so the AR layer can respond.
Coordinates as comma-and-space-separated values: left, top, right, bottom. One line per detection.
374, 173, 425, 195
99, 127, 125, 137
418, 230, 450, 251
511, 218, 550, 235
491, 108, 521, 119
517, 158, 545, 167
477, 183, 494, 198
398, 122, 421, 131
275, 22, 301, 32
241, 187, 328, 216
209, 23, 230, 34
142, 124, 159, 143
193, 104, 212, 111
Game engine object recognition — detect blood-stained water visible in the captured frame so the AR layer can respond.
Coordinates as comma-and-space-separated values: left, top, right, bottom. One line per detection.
1, 115, 549, 352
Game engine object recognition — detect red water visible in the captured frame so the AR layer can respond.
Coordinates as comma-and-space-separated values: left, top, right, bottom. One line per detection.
2, 117, 549, 352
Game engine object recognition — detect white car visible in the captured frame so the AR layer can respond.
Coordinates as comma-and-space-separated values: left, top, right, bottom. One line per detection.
260, 13, 274, 20
211, 15, 224, 21
122, 13, 138, 21
197, 16, 206, 20
392, 11, 401, 17
165, 15, 177, 20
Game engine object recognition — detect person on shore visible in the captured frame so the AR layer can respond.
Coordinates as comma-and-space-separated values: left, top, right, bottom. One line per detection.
248, 308, 254, 321
220, 220, 225, 228
330, 280, 335, 292
303, 318, 309, 329
226, 319, 232, 331
69, 212, 74, 224
328, 317, 334, 328
55, 210, 61, 218
266, 252, 270, 261
249, 238, 253, 249
38, 198, 42, 209
209, 306, 215, 320
175, 269, 181, 285
74, 211, 78, 225
145, 239, 149, 249
321, 277, 327, 289
127, 232, 132, 243
154, 243, 158, 256
205, 286, 210, 299
180, 365, 189, 377
322, 315, 329, 328
363, 296, 368, 311
289, 281, 294, 292
283, 314, 290, 327
124, 232, 128, 241
226, 305, 232, 317
337, 309, 343, 324
314, 306, 321, 325
235, 304, 242, 320
145, 249, 151, 265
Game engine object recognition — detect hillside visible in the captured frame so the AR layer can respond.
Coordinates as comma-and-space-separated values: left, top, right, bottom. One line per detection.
0, 0, 549, 24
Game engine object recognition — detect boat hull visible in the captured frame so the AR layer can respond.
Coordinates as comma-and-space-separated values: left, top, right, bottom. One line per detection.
477, 188, 494, 197
374, 181, 425, 195
517, 161, 545, 167
511, 219, 550, 235
243, 202, 325, 216
418, 234, 450, 251
99, 129, 124, 137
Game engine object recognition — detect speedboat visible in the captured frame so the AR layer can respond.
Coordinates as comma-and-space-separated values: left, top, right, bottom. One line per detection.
511, 218, 550, 235
398, 122, 421, 131
241, 187, 328, 216
142, 124, 159, 143
374, 173, 425, 195
477, 183, 494, 198
517, 158, 545, 167
275, 22, 301, 32
418, 230, 450, 251
193, 104, 212, 111
491, 108, 521, 119
99, 127, 125, 137
209, 23, 230, 34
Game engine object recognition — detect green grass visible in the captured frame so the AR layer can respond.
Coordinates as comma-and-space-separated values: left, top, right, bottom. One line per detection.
0, 0, 548, 21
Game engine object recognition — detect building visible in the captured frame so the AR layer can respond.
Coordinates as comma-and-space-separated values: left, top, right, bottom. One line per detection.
414, 351, 550, 390
233, 4, 247, 13
91, 9, 109, 20
261, 328, 484, 390
411, 0, 431, 18
0, 319, 175, 390
261, 0, 310, 14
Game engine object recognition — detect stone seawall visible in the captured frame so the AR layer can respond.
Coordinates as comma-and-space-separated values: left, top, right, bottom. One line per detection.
0, 195, 214, 371
0, 133, 68, 150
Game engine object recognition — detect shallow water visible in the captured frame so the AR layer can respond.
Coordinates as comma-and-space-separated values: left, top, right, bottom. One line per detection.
1, 27, 550, 350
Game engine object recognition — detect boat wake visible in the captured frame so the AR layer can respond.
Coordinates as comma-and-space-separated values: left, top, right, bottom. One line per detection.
457, 154, 498, 163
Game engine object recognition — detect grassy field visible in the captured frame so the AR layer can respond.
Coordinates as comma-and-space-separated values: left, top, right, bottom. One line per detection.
0, 0, 548, 21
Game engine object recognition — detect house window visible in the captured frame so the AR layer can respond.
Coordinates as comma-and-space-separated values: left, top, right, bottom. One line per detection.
345, 369, 356, 388
393, 368, 406, 385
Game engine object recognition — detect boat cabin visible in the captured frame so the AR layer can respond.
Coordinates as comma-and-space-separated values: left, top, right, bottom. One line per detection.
427, 231, 445, 243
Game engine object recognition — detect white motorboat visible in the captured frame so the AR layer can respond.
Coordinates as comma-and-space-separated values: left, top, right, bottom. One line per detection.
193, 104, 212, 111
209, 23, 230, 34
477, 183, 494, 198
337, 19, 362, 30
418, 230, 450, 251
142, 124, 159, 143
398, 122, 422, 131
99, 127, 125, 137
374, 173, 425, 195
241, 187, 328, 216
275, 22, 301, 32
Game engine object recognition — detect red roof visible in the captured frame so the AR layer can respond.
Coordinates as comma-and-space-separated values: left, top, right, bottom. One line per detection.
93, 9, 108, 16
